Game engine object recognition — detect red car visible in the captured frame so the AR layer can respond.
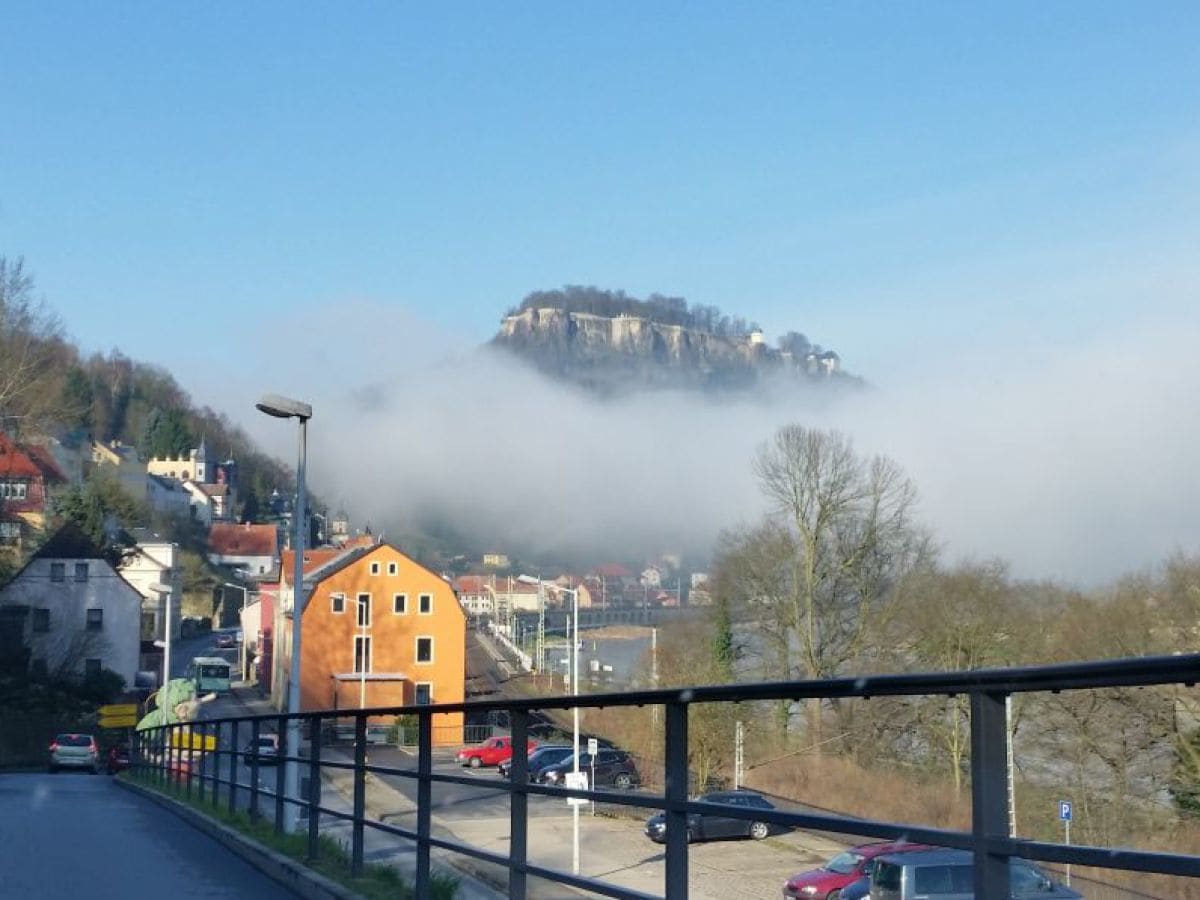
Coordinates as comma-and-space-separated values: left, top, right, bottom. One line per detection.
782, 841, 934, 900
455, 735, 538, 768
106, 743, 131, 775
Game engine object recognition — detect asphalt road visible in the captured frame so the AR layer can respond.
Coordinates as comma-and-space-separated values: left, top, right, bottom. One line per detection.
0, 772, 300, 899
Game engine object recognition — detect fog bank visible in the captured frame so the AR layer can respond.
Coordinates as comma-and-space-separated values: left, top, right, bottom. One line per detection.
195, 301, 1199, 586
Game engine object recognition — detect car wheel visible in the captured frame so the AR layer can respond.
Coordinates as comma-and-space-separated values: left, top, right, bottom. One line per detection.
614, 772, 632, 789
749, 821, 769, 840
469, 756, 482, 768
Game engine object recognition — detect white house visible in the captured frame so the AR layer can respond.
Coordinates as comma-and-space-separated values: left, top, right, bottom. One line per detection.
640, 566, 663, 589
146, 474, 191, 518
118, 539, 183, 643
0, 523, 143, 688
180, 479, 215, 526
207, 522, 279, 577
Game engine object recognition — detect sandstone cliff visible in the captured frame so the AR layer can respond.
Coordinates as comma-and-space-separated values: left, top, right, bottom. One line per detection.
491, 307, 846, 393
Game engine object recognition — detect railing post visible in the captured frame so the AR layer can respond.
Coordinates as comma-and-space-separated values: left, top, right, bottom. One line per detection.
307, 715, 322, 860
249, 718, 261, 820
971, 690, 1010, 900
417, 710, 433, 897
508, 708, 528, 900
197, 724, 207, 803
664, 700, 689, 900
228, 719, 239, 817
156, 727, 165, 788
185, 725, 194, 801
351, 712, 367, 877
275, 715, 287, 835
212, 721, 222, 809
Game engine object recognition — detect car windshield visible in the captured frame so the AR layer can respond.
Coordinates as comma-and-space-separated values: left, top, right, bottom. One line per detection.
56, 734, 92, 747
827, 852, 865, 875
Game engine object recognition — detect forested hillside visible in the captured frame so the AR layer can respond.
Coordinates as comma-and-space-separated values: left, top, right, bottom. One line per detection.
0, 256, 294, 515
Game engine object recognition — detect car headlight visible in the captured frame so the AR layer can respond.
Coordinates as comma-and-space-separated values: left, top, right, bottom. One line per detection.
546, 771, 560, 782
799, 887, 818, 896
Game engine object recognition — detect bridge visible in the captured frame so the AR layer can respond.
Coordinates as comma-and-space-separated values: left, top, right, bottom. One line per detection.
9, 653, 1200, 899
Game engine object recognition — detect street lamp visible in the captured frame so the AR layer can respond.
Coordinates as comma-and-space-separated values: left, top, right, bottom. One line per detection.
256, 392, 312, 833
223, 582, 252, 679
517, 574, 580, 875
148, 583, 173, 687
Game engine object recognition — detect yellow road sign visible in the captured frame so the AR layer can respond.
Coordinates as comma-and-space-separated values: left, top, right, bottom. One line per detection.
170, 731, 217, 752
99, 714, 139, 729
98, 703, 138, 718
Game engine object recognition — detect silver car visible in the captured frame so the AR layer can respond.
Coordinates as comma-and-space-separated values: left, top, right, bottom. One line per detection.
49, 733, 100, 774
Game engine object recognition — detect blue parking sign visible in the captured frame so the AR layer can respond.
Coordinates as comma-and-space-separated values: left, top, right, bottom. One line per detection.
1059, 800, 1072, 821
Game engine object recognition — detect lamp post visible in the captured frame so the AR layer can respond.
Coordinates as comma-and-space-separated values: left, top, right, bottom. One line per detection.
149, 582, 173, 686
256, 392, 312, 834
223, 582, 252, 680
518, 574, 580, 875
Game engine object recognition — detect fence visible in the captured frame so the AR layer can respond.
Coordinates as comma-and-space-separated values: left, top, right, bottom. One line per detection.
132, 653, 1200, 900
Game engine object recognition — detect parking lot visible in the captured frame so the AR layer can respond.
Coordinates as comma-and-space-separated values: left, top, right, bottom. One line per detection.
191, 684, 854, 898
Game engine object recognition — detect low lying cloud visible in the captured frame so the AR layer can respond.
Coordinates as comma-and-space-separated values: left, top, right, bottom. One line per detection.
196, 300, 1199, 587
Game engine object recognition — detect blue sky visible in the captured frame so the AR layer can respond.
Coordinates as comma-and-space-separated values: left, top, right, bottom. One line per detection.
2, 4, 1199, 581
2, 3, 1197, 374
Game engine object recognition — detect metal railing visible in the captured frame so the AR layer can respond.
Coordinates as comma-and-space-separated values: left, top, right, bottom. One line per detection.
132, 653, 1200, 900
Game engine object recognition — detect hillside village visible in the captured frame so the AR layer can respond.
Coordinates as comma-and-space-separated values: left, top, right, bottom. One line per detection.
0, 427, 710, 732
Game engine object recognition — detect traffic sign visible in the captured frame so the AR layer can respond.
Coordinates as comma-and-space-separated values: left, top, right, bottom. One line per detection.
99, 714, 138, 729
587, 738, 598, 756
1059, 800, 1073, 821
565, 770, 589, 806
170, 731, 217, 752
99, 703, 138, 718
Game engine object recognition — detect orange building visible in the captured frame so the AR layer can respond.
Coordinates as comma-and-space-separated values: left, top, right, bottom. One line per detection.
274, 541, 466, 745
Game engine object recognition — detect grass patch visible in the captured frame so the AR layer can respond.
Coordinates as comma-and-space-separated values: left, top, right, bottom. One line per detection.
126, 773, 459, 900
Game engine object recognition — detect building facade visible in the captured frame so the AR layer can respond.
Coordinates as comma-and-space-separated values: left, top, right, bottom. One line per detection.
0, 524, 143, 687
273, 542, 466, 745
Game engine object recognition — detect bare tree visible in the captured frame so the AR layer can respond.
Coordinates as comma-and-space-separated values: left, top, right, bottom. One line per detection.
0, 257, 68, 430
730, 426, 929, 746
892, 562, 1026, 793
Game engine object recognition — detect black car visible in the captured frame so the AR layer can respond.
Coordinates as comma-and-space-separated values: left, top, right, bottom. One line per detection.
644, 790, 778, 843
537, 748, 640, 789
498, 744, 572, 780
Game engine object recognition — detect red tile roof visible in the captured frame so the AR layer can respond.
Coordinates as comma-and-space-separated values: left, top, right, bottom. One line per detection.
280, 548, 349, 581
454, 575, 487, 594
0, 433, 44, 478
209, 523, 279, 558
23, 443, 66, 482
591, 563, 633, 579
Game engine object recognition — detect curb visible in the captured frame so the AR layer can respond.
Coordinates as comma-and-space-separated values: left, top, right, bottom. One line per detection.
116, 777, 360, 900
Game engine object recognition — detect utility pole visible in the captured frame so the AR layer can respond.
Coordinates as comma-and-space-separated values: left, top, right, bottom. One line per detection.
537, 581, 546, 673
651, 626, 660, 726
1006, 695, 1017, 836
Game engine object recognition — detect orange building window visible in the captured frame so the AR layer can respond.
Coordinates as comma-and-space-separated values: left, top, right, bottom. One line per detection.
354, 636, 372, 673
415, 636, 433, 664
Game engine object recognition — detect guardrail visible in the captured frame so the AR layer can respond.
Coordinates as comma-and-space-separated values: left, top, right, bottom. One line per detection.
132, 653, 1200, 900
